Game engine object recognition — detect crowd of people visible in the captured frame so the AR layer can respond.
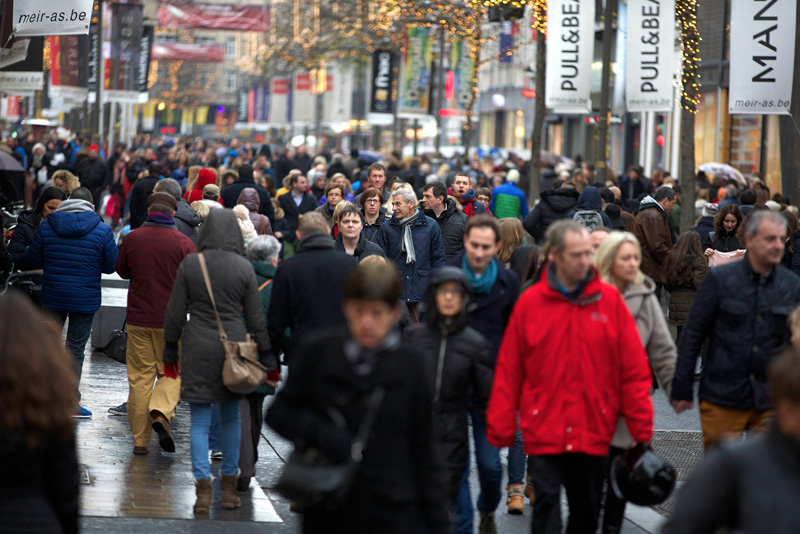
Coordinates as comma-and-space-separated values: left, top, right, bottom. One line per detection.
2, 134, 800, 534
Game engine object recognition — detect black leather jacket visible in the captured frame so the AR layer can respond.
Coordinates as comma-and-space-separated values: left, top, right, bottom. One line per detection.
672, 256, 800, 410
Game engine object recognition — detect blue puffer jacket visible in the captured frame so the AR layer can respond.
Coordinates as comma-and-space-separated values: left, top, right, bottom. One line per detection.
27, 199, 118, 313
376, 211, 446, 303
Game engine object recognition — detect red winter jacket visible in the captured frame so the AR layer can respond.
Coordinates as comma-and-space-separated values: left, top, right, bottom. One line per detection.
486, 266, 654, 456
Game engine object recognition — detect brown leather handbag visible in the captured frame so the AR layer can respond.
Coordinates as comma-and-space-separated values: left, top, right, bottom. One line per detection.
198, 253, 268, 394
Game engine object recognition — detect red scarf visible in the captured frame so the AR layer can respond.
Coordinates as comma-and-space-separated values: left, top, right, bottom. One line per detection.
449, 187, 477, 217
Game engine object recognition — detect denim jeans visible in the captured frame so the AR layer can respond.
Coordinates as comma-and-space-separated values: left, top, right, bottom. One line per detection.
208, 404, 222, 451
52, 311, 94, 382
507, 428, 526, 485
454, 404, 502, 533
190, 401, 241, 480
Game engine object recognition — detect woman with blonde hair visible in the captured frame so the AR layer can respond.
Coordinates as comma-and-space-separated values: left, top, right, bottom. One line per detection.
184, 165, 202, 195
497, 218, 526, 266
593, 231, 676, 534
51, 169, 81, 194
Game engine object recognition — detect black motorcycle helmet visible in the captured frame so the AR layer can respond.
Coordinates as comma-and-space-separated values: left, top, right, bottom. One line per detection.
423, 267, 474, 331
610, 444, 677, 506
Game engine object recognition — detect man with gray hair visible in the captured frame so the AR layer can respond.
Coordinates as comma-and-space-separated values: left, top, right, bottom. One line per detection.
632, 185, 677, 298
672, 210, 800, 450
376, 188, 445, 320
153, 178, 201, 243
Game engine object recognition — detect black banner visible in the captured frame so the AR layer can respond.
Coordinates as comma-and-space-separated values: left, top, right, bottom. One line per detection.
370, 49, 396, 114
88, 22, 99, 91
138, 25, 153, 93
109, 2, 143, 91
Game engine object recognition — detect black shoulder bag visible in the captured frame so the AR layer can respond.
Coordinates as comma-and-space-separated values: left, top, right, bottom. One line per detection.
104, 317, 127, 364
274, 386, 386, 510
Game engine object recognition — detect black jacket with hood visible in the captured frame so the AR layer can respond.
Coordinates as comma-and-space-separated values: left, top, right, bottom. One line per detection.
334, 233, 386, 261
424, 198, 468, 261
7, 209, 37, 269
523, 188, 580, 243
566, 186, 613, 228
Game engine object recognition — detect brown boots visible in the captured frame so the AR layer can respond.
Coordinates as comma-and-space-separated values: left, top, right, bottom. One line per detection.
221, 475, 241, 509
194, 479, 212, 514
194, 475, 241, 513
506, 484, 525, 514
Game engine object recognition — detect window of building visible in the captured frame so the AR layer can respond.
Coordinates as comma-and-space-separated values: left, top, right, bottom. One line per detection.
226, 37, 237, 58
225, 71, 237, 92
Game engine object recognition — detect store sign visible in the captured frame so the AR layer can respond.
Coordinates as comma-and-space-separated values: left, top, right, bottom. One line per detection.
729, 0, 797, 115
12, 0, 93, 36
545, 0, 595, 113
370, 49, 396, 114
157, 2, 269, 32
626, 0, 676, 112
399, 26, 433, 117
0, 71, 43, 92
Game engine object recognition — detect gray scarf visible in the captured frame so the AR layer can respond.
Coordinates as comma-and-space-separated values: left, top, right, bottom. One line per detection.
399, 209, 420, 264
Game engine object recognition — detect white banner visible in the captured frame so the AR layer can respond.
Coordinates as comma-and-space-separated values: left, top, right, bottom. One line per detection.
626, 0, 677, 112
12, 0, 94, 37
291, 72, 314, 125
545, 0, 595, 113
269, 77, 289, 124
729, 0, 797, 115
324, 64, 354, 124
0, 39, 31, 70
0, 71, 43, 93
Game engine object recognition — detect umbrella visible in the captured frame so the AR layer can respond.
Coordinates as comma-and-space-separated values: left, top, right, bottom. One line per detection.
0, 152, 24, 172
698, 163, 747, 187
540, 151, 574, 168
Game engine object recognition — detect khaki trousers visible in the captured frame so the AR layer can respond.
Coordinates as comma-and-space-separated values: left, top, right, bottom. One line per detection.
126, 325, 181, 448
699, 400, 773, 451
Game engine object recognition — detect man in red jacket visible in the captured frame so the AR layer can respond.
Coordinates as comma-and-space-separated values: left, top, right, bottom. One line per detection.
116, 192, 197, 455
487, 221, 654, 533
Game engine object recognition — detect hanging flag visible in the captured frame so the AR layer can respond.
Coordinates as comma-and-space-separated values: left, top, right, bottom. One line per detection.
545, 0, 595, 113
325, 63, 354, 123
626, 0, 676, 112
399, 26, 433, 117
729, 0, 797, 115
445, 38, 475, 114
292, 72, 314, 125
369, 49, 396, 115
157, 2, 269, 32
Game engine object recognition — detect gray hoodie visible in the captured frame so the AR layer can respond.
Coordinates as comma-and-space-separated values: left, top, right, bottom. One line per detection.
56, 199, 95, 214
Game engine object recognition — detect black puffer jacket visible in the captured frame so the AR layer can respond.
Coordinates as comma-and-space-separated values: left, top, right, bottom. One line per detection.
703, 229, 741, 252
664, 425, 800, 534
424, 199, 468, 261
334, 233, 386, 261
523, 188, 580, 243
410, 323, 493, 506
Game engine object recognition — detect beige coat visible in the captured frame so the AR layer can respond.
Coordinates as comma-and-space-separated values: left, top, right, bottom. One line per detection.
611, 275, 677, 448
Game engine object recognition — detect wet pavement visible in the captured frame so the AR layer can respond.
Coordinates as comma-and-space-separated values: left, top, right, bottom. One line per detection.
75, 341, 678, 533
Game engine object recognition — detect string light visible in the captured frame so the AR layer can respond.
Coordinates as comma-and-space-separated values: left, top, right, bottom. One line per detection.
677, 0, 701, 113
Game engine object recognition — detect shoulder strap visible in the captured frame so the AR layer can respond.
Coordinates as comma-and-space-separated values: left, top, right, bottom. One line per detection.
260, 215, 266, 235
197, 253, 228, 341
258, 279, 272, 292
350, 387, 386, 462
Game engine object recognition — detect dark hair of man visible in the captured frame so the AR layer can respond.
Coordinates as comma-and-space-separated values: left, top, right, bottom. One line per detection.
361, 187, 384, 206
584, 162, 595, 172
289, 173, 304, 186
238, 163, 254, 179
475, 187, 492, 201
464, 214, 501, 243
653, 186, 677, 202
69, 187, 94, 203
344, 261, 401, 307
598, 187, 614, 205
367, 162, 386, 178
423, 181, 447, 202
740, 188, 758, 206
148, 161, 163, 177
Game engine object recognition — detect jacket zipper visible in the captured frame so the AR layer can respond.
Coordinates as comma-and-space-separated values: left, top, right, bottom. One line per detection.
434, 334, 447, 404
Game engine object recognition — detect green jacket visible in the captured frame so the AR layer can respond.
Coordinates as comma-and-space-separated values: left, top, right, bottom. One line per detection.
252, 260, 277, 326
669, 201, 681, 234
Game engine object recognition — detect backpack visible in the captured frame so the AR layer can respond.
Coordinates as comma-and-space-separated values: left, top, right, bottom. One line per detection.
573, 210, 604, 231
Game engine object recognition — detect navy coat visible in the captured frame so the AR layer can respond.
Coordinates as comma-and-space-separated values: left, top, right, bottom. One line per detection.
27, 201, 118, 313
376, 213, 446, 303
